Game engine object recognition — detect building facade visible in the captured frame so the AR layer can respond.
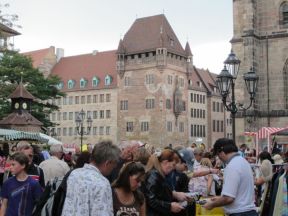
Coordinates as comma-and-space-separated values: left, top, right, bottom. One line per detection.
24, 14, 231, 148
232, 0, 288, 145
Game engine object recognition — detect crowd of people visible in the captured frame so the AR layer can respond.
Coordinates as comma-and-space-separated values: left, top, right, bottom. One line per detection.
0, 138, 287, 216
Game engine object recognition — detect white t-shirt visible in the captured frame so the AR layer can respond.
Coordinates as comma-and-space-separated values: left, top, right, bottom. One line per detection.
221, 155, 256, 214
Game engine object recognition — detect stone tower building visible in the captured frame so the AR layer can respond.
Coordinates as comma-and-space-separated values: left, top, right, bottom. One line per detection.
117, 14, 191, 147
232, 0, 288, 141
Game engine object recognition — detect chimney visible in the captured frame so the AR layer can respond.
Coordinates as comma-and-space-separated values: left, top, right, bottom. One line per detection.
92, 50, 98, 55
56, 48, 64, 62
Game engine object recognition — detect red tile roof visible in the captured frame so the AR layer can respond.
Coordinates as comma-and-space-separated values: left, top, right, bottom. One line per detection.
122, 14, 186, 56
0, 111, 43, 126
22, 47, 54, 68
51, 50, 117, 91
195, 68, 219, 95
9, 82, 35, 100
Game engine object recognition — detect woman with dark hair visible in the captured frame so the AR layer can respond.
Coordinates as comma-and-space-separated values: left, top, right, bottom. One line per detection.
143, 149, 188, 216
74, 151, 91, 168
112, 161, 146, 216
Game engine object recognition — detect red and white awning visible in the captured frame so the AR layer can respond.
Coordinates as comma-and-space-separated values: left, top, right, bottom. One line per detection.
257, 127, 284, 139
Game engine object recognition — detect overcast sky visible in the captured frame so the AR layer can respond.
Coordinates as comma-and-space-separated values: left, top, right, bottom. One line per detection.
5, 0, 233, 73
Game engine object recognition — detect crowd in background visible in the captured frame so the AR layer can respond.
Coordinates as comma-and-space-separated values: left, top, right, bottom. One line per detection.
0, 139, 287, 216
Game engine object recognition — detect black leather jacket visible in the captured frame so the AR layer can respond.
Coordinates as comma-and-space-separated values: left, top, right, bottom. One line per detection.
142, 168, 174, 216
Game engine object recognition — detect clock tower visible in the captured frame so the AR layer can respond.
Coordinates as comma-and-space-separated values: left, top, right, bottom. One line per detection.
0, 81, 43, 132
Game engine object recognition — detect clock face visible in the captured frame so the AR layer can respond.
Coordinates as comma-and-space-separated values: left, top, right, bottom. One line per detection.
14, 102, 19, 109
22, 102, 27, 110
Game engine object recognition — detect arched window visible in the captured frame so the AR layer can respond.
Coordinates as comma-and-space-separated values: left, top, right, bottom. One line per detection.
92, 76, 99, 87
80, 78, 87, 88
57, 81, 64, 90
67, 80, 75, 89
280, 2, 288, 26
105, 75, 112, 86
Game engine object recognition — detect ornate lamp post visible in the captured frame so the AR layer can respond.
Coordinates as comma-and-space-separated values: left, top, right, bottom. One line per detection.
216, 50, 259, 141
75, 109, 93, 152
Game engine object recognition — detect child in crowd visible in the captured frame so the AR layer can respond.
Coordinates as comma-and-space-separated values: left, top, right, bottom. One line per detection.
0, 152, 43, 216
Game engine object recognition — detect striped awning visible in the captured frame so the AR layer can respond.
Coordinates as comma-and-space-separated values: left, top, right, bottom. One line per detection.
257, 127, 284, 139
0, 128, 48, 143
244, 131, 257, 136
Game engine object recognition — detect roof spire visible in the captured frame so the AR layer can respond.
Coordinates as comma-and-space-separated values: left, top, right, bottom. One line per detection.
117, 39, 125, 54
185, 41, 193, 57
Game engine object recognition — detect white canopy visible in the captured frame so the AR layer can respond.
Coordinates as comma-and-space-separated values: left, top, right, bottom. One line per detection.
39, 133, 62, 145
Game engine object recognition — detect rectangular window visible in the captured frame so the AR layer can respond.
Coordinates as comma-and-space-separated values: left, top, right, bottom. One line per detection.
87, 95, 91, 104
191, 108, 193, 118
120, 100, 128, 110
145, 74, 155, 84
63, 128, 67, 136
99, 126, 104, 135
166, 99, 171, 109
75, 96, 79, 104
190, 124, 193, 137
194, 109, 197, 118
57, 112, 61, 121
203, 110, 206, 119
106, 126, 110, 135
100, 110, 104, 119
203, 125, 206, 137
194, 125, 197, 136
106, 110, 111, 118
141, 122, 149, 132
93, 127, 97, 135
196, 125, 199, 137
126, 122, 133, 132
69, 96, 73, 105
57, 98, 62, 105
106, 94, 111, 102
213, 120, 216, 132
199, 95, 202, 103
194, 94, 197, 103
221, 104, 223, 112
197, 109, 199, 118
74, 112, 79, 120
81, 96, 85, 104
182, 101, 186, 111
199, 109, 202, 118
69, 127, 73, 136
69, 112, 73, 120
179, 122, 184, 132
63, 112, 67, 120
200, 125, 203, 137
221, 121, 224, 132
203, 95, 205, 104
167, 75, 173, 85
167, 121, 173, 132
145, 99, 155, 109
100, 94, 104, 103
190, 93, 193, 102
93, 111, 97, 119
63, 97, 67, 105
213, 102, 216, 112
52, 113, 56, 121
74, 127, 78, 135
124, 77, 131, 86
197, 94, 199, 103
87, 111, 91, 119
57, 128, 61, 136
217, 102, 220, 112
93, 95, 98, 103
217, 120, 220, 132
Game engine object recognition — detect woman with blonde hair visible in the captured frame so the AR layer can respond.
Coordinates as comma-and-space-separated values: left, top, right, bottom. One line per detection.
142, 149, 188, 216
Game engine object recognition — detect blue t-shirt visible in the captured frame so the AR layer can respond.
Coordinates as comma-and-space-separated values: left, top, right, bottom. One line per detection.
1, 176, 43, 216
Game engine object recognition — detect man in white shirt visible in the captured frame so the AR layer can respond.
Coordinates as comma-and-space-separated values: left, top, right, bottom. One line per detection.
203, 138, 257, 216
61, 140, 120, 216
39, 144, 70, 185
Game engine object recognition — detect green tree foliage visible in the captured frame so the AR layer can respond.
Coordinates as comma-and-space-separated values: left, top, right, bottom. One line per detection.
0, 50, 65, 128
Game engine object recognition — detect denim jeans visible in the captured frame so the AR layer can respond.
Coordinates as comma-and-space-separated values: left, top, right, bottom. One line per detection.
229, 210, 258, 216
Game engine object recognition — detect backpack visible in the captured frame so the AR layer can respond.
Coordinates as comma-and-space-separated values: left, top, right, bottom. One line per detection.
32, 169, 73, 216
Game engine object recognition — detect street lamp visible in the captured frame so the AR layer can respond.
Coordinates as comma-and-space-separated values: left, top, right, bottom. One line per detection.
75, 109, 93, 152
216, 50, 259, 141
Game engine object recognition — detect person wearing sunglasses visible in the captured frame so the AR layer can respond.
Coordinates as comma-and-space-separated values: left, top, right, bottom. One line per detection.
111, 161, 146, 216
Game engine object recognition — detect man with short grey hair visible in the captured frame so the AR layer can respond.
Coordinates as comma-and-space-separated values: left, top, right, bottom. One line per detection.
39, 144, 70, 185
62, 140, 120, 216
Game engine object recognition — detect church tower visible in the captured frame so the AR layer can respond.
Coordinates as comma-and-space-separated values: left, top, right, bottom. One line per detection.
232, 0, 288, 140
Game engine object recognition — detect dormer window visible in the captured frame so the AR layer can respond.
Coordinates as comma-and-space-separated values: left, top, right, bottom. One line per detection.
57, 81, 64, 90
67, 80, 75, 89
80, 78, 87, 88
92, 76, 99, 87
105, 75, 112, 86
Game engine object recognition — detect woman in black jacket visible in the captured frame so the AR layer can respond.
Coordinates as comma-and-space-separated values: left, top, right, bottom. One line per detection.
142, 149, 188, 216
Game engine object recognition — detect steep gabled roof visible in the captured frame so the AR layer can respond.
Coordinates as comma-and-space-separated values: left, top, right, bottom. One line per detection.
51, 50, 117, 91
9, 82, 35, 100
185, 42, 193, 57
117, 39, 125, 54
122, 14, 186, 56
195, 68, 220, 96
0, 112, 43, 126
22, 47, 54, 68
